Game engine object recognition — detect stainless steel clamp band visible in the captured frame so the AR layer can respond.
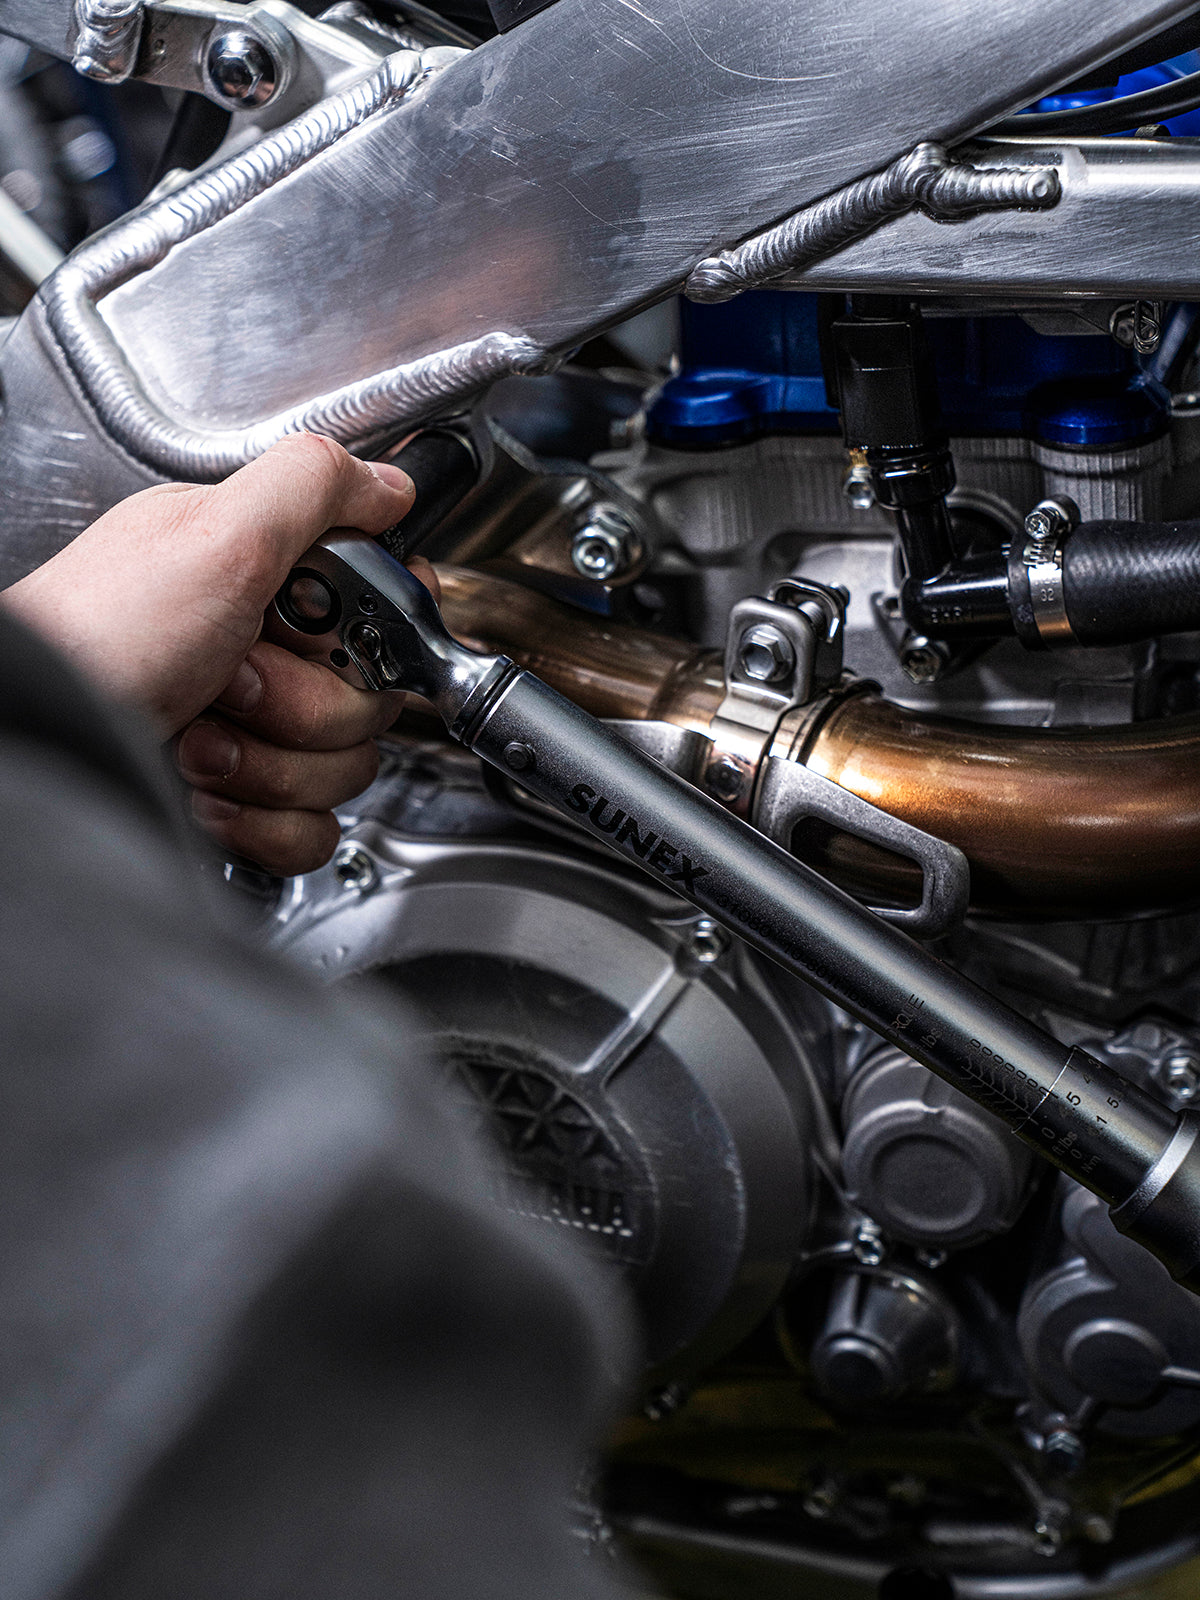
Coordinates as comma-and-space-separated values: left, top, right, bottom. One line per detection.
1024, 528, 1072, 646
1013, 497, 1078, 649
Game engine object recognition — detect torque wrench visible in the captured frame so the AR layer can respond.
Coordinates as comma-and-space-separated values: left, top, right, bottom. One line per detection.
266, 522, 1200, 1296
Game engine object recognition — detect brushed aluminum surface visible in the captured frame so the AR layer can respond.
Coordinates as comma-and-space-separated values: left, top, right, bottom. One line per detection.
787, 136, 1200, 297
66, 0, 1200, 440
0, 0, 1196, 572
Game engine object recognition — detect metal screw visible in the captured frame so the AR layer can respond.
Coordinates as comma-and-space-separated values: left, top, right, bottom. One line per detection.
915, 1247, 947, 1270
642, 1381, 687, 1421
899, 637, 948, 685
206, 30, 279, 108
570, 503, 638, 581
502, 741, 536, 774
737, 623, 796, 685
1164, 1053, 1200, 1102
1043, 1428, 1085, 1476
843, 463, 876, 512
689, 917, 729, 964
334, 843, 377, 893
1033, 1518, 1064, 1558
705, 756, 744, 803
852, 1220, 886, 1267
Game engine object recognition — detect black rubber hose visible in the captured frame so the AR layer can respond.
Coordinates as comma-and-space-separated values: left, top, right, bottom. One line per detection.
1064, 519, 1200, 645
988, 67, 1200, 137
376, 425, 485, 564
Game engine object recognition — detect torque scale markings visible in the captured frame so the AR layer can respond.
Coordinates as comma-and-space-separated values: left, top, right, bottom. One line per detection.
567, 783, 710, 892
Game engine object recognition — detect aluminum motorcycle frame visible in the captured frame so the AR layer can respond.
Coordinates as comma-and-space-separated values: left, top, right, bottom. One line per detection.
0, 0, 1198, 579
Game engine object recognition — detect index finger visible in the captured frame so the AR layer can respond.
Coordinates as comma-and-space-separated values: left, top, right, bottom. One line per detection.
194, 435, 416, 603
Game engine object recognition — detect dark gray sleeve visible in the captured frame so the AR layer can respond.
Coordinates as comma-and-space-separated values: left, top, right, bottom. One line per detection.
0, 611, 637, 1600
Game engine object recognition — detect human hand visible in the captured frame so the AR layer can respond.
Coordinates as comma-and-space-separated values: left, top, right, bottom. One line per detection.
2, 434, 430, 875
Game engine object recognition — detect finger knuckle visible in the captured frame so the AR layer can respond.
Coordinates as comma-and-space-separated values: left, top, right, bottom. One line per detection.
273, 432, 352, 486
274, 810, 339, 875
256, 751, 305, 808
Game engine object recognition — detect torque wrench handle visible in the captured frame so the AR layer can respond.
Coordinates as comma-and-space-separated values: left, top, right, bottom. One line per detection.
375, 420, 488, 564
265, 529, 1200, 1295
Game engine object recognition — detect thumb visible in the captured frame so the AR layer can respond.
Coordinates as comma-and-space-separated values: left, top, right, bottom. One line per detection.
198, 435, 415, 601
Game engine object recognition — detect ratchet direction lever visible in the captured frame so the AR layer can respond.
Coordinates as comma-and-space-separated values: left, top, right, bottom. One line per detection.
266, 524, 1200, 1297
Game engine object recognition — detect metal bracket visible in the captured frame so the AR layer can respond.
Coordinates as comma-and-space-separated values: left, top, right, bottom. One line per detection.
702, 578, 847, 817
74, 0, 397, 122
717, 578, 846, 735
755, 756, 970, 939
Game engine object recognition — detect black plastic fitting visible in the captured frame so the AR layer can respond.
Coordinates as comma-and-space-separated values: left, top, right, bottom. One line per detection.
901, 518, 1200, 650
832, 305, 957, 581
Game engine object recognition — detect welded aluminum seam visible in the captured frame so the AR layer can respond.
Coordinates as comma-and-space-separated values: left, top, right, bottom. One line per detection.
685, 142, 1061, 304
40, 48, 547, 479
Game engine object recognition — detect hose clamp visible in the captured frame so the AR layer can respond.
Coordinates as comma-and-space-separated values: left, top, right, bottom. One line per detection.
1017, 497, 1077, 648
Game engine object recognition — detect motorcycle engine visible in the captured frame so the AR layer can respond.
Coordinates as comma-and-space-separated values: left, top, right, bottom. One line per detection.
8, 5, 1200, 1592
262, 283, 1200, 1597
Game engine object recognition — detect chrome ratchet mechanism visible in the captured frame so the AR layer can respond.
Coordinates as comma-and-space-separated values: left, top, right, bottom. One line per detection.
265, 520, 1200, 1303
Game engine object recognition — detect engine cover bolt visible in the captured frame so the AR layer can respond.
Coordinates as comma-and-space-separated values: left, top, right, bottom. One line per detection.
737, 623, 796, 684
899, 636, 948, 685
206, 30, 279, 108
570, 503, 639, 581
1164, 1053, 1200, 1101
334, 842, 377, 894
852, 1220, 886, 1267
705, 755, 744, 803
689, 917, 729, 964
1043, 1428, 1085, 1476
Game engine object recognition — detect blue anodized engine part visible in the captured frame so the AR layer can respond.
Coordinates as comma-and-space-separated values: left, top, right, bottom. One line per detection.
650, 55, 1200, 452
649, 293, 1169, 450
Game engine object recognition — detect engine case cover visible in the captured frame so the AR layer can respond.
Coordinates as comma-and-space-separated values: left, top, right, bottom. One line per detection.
274, 790, 818, 1372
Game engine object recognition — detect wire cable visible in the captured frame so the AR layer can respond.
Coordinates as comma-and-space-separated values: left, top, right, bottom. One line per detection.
989, 67, 1200, 137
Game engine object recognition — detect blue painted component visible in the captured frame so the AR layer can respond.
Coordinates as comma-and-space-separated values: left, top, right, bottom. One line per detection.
923, 316, 1169, 445
648, 292, 839, 447
648, 296, 1170, 450
1027, 375, 1170, 447
646, 50, 1196, 452
1027, 51, 1200, 136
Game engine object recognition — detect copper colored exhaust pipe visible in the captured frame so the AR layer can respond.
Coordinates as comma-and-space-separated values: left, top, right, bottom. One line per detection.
436, 565, 1200, 919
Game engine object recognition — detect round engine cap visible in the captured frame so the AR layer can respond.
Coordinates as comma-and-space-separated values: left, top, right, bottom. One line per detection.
841, 1048, 1035, 1250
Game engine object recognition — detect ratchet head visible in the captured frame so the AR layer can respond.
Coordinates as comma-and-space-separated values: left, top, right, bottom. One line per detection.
264, 529, 514, 734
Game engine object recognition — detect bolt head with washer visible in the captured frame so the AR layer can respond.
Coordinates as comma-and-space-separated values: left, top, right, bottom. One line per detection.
570, 504, 639, 582
706, 756, 744, 803
899, 637, 947, 685
206, 30, 279, 108
737, 623, 796, 684
334, 843, 377, 893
